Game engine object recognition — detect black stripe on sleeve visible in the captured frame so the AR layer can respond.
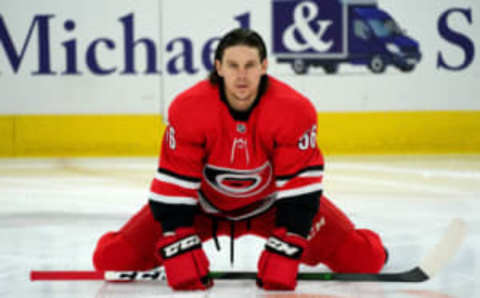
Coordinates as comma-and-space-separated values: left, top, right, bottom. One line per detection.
276, 165, 324, 182
157, 167, 201, 183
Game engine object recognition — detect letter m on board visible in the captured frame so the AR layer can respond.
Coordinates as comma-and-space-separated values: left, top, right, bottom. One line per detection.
0, 14, 55, 74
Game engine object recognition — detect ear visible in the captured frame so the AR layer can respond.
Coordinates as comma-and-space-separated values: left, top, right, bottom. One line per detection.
261, 59, 268, 75
215, 60, 223, 77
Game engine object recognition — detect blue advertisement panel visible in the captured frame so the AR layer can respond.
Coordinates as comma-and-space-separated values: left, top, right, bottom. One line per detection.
271, 0, 421, 74
272, 0, 344, 55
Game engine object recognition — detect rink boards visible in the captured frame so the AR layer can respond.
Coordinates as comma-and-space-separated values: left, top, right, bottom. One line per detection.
1, 111, 479, 156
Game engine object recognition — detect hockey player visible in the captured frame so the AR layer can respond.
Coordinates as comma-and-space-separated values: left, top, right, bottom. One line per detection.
92, 28, 387, 291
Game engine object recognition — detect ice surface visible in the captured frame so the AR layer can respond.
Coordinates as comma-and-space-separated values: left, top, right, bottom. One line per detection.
1, 155, 479, 297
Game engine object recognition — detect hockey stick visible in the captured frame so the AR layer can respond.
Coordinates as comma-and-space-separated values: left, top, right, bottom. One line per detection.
29, 267, 428, 282
30, 218, 466, 283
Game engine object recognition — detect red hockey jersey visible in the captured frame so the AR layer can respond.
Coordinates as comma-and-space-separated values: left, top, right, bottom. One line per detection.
149, 76, 324, 220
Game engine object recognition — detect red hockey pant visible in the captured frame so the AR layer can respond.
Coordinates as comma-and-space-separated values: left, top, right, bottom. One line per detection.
93, 195, 386, 273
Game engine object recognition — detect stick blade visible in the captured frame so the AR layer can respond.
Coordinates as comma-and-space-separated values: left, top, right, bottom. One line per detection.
419, 217, 467, 278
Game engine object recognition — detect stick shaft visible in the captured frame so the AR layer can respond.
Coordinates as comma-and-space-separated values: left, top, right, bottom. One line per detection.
30, 271, 105, 281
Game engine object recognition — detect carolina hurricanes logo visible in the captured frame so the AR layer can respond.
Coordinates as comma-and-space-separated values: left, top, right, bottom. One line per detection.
203, 162, 273, 198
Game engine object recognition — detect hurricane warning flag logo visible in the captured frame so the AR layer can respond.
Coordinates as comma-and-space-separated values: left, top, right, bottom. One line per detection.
203, 162, 273, 198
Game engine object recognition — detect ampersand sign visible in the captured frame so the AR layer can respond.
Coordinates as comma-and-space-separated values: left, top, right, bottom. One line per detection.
282, 1, 334, 52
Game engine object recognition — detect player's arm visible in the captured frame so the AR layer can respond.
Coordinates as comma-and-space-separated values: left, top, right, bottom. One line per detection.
148, 101, 212, 291
257, 99, 323, 290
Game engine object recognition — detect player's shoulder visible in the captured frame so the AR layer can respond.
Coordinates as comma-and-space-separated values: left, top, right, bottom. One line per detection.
259, 76, 318, 141
169, 80, 219, 121
262, 76, 316, 120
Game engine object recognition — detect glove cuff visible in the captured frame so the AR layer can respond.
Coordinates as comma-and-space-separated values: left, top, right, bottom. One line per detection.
156, 227, 202, 260
265, 228, 308, 259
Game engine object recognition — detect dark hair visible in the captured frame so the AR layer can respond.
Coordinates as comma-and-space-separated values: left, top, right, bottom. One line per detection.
209, 28, 267, 85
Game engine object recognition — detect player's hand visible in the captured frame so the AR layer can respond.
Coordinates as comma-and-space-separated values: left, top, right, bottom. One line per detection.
257, 228, 308, 290
156, 227, 213, 290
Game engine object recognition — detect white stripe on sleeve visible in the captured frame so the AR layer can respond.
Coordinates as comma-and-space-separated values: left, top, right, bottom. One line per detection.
276, 183, 323, 200
149, 192, 198, 205
155, 172, 201, 189
275, 170, 323, 188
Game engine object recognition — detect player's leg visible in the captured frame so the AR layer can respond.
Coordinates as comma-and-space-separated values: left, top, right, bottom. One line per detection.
92, 204, 163, 270
92, 204, 215, 271
302, 195, 387, 273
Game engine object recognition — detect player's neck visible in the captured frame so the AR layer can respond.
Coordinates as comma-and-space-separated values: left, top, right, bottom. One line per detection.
219, 75, 268, 121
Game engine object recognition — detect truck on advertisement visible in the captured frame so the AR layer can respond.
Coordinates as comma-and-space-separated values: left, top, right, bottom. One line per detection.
272, 0, 422, 74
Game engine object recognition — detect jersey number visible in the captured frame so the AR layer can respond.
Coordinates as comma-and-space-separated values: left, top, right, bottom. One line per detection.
167, 126, 176, 150
298, 125, 317, 150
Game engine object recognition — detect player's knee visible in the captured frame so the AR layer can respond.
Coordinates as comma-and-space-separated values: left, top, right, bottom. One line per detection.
93, 231, 157, 271
327, 229, 386, 273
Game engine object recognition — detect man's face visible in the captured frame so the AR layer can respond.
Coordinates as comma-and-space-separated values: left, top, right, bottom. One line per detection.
216, 45, 268, 112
